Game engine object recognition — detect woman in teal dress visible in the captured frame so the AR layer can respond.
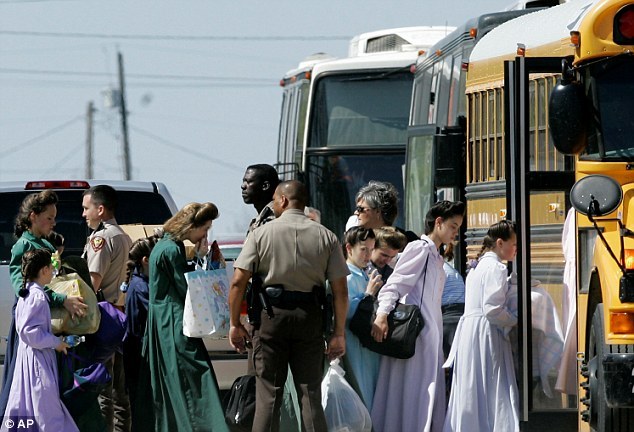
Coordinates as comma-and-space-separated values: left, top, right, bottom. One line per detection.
343, 226, 383, 409
0, 191, 87, 418
145, 202, 228, 432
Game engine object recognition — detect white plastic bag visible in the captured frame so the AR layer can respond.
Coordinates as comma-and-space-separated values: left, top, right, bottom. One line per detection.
321, 359, 372, 432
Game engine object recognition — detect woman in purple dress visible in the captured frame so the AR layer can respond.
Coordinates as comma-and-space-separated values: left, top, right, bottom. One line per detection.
2, 249, 78, 432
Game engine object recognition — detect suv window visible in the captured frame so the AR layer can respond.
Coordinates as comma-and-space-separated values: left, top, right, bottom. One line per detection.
0, 190, 173, 263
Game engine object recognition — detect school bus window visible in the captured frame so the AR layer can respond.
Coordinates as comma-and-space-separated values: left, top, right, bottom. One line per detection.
488, 90, 495, 179
496, 88, 504, 180
477, 91, 484, 182
480, 92, 488, 181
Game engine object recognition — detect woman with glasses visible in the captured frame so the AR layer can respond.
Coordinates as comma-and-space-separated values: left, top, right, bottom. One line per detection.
351, 181, 419, 244
353, 181, 398, 230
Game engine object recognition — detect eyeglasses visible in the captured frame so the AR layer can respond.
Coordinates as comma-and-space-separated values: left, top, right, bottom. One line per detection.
355, 206, 373, 214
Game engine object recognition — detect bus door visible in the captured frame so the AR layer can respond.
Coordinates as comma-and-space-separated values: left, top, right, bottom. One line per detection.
504, 56, 577, 430
405, 124, 466, 272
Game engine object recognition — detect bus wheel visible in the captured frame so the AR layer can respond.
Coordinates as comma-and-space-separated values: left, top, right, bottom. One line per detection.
587, 304, 633, 432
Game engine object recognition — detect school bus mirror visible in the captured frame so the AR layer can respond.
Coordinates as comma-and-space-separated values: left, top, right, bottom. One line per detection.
548, 78, 589, 155
570, 174, 623, 217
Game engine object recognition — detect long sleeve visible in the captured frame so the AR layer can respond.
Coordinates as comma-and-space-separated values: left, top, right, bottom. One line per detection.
17, 292, 60, 350
10, 236, 66, 307
483, 264, 517, 329
376, 241, 430, 315
9, 241, 27, 297
346, 266, 369, 320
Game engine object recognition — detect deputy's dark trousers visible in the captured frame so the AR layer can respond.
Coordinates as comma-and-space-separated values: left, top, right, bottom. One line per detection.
252, 302, 326, 432
99, 350, 131, 432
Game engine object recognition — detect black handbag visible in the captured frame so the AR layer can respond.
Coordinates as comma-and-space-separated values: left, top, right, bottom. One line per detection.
224, 374, 256, 432
349, 296, 423, 359
349, 246, 429, 359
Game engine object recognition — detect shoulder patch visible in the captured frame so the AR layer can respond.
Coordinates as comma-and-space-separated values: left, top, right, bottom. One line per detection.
90, 236, 105, 252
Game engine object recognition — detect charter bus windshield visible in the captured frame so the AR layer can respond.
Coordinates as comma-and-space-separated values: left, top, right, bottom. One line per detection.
277, 26, 453, 236
464, 0, 634, 430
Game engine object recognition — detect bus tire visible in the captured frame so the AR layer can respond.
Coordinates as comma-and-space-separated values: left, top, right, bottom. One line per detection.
588, 304, 633, 432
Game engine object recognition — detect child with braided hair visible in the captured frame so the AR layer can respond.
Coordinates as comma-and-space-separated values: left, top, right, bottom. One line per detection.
2, 248, 78, 431
121, 235, 159, 431
443, 220, 519, 432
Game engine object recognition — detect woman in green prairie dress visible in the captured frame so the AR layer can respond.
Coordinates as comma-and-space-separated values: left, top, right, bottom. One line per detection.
144, 202, 228, 432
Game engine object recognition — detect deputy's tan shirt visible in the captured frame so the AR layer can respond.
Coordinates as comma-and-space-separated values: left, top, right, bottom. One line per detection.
235, 209, 349, 292
84, 218, 133, 305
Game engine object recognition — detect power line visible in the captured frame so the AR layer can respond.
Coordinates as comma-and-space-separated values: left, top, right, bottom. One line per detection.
0, 78, 274, 89
129, 125, 244, 173
0, 30, 350, 41
3, 116, 83, 158
41, 142, 83, 176
0, 67, 275, 83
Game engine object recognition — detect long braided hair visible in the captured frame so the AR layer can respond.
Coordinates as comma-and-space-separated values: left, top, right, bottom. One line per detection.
123, 235, 159, 289
20, 248, 52, 298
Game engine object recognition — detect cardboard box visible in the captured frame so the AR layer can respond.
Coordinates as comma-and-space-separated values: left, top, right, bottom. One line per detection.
120, 224, 196, 259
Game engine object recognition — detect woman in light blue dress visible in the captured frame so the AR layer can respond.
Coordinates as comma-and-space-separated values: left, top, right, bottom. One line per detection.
343, 226, 383, 409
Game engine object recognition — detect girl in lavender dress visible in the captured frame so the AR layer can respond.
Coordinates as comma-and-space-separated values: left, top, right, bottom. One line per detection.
2, 249, 78, 432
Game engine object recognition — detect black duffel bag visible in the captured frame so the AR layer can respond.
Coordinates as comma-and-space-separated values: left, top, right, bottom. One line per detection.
224, 374, 256, 432
349, 295, 423, 359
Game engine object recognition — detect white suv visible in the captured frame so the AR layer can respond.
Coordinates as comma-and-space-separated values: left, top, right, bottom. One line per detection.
0, 180, 178, 353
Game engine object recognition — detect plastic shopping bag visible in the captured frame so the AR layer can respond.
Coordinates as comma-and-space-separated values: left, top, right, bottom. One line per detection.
183, 267, 230, 338
321, 359, 372, 432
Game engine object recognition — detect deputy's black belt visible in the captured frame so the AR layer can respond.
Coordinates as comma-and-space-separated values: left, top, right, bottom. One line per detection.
265, 286, 317, 307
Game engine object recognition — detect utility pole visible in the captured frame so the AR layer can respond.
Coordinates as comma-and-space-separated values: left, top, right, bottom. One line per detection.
118, 51, 131, 180
85, 101, 94, 179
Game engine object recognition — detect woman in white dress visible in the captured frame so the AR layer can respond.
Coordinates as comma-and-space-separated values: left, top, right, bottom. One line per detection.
443, 220, 519, 432
370, 200, 465, 432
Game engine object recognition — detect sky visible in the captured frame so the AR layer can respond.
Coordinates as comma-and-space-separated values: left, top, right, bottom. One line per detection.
0, 0, 521, 238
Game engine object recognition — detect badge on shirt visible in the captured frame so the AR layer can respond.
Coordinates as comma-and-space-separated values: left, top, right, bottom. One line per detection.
90, 236, 105, 252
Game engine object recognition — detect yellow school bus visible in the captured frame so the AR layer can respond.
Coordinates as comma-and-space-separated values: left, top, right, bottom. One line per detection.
464, 0, 634, 430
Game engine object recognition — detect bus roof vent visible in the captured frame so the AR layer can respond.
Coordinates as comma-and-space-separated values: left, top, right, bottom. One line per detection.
365, 34, 410, 53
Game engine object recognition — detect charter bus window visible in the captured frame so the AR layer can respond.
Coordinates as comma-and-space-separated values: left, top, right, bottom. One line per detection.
310, 71, 412, 148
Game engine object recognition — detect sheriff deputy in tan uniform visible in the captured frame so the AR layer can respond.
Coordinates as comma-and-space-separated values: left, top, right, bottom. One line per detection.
229, 180, 349, 432
82, 185, 133, 432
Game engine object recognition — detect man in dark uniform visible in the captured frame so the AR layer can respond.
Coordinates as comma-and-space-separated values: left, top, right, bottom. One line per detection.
241, 164, 279, 234
82, 185, 133, 432
229, 180, 349, 432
